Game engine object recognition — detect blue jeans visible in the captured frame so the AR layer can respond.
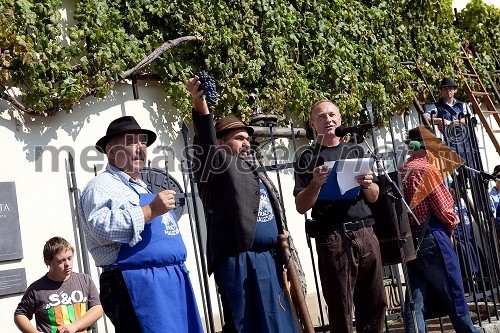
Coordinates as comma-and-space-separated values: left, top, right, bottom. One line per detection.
404, 233, 479, 333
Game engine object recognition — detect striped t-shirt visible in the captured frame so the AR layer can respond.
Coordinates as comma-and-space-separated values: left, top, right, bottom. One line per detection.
14, 272, 100, 333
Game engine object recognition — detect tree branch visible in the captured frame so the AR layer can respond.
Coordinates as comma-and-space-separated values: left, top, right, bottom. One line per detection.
123, 35, 201, 78
2, 36, 201, 117
1, 92, 44, 117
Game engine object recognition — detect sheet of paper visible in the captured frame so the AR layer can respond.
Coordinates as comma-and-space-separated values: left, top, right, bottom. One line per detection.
336, 158, 374, 195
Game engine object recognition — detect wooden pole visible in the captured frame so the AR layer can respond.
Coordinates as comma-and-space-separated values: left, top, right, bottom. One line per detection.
278, 234, 315, 333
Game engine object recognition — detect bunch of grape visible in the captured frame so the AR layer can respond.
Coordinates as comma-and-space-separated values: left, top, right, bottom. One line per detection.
197, 71, 217, 106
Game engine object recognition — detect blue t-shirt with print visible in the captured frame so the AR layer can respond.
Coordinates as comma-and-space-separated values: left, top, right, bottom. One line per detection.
251, 181, 278, 250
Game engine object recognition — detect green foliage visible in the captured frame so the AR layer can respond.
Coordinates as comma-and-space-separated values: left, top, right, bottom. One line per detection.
0, 0, 499, 124
456, 0, 500, 97
457, 0, 500, 55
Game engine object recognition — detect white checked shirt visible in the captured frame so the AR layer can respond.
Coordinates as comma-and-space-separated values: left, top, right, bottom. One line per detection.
79, 164, 150, 266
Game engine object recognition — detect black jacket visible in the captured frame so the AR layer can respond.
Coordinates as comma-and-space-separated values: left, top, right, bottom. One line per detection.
192, 113, 284, 273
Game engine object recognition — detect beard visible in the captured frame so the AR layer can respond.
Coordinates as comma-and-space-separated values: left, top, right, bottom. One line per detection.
238, 147, 257, 163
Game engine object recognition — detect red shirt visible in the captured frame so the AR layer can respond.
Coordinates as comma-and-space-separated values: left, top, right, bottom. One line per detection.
400, 150, 458, 235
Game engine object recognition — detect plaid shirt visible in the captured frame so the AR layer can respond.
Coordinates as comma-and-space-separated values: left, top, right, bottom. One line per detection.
400, 150, 458, 235
79, 164, 148, 266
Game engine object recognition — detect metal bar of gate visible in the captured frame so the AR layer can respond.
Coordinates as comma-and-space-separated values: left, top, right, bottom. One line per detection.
268, 123, 288, 229
457, 115, 496, 324
66, 153, 99, 333
178, 154, 213, 332
387, 117, 409, 322
289, 122, 328, 332
181, 122, 216, 333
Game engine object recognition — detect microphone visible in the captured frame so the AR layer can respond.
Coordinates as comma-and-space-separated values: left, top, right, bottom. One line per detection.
334, 123, 375, 137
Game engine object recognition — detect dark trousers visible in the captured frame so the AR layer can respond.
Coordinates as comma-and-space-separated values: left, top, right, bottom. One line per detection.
100, 269, 142, 333
316, 226, 386, 333
214, 281, 238, 333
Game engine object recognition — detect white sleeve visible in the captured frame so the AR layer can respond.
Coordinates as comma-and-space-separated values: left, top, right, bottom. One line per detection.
424, 103, 437, 116
463, 102, 472, 115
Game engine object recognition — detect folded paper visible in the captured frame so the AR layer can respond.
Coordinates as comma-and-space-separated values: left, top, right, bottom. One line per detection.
317, 158, 374, 200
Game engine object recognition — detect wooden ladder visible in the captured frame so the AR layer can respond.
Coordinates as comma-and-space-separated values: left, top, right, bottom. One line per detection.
458, 45, 500, 155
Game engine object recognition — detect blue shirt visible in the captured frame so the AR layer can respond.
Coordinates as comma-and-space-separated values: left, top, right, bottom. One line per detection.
490, 187, 500, 213
496, 204, 500, 226
453, 198, 472, 240
425, 99, 473, 161
79, 164, 151, 266
251, 181, 278, 251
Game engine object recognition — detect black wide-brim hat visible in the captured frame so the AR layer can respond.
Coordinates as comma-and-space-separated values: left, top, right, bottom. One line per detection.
215, 114, 254, 138
440, 77, 457, 88
95, 116, 157, 153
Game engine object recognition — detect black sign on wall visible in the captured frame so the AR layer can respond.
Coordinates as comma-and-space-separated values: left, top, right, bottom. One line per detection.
0, 182, 23, 262
0, 268, 27, 296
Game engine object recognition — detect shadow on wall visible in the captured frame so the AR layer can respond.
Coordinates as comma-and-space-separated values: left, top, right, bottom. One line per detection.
0, 81, 182, 164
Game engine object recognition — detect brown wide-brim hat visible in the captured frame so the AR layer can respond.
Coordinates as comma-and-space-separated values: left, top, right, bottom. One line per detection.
95, 116, 157, 153
215, 114, 254, 138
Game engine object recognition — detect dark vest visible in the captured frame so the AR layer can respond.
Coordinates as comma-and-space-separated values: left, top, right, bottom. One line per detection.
434, 99, 465, 121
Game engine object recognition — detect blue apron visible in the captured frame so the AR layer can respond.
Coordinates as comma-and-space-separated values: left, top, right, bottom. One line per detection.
116, 186, 203, 333
217, 181, 300, 333
427, 216, 469, 318
454, 203, 479, 274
